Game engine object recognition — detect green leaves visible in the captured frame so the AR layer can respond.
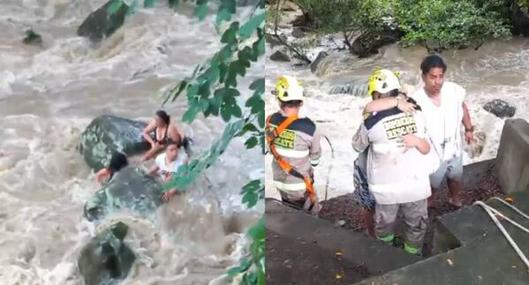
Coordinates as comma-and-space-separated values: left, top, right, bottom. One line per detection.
227, 218, 265, 285
221, 22, 239, 44
163, 119, 246, 192
239, 11, 265, 39
216, 0, 236, 25
394, 0, 511, 50
107, 0, 124, 14
144, 0, 156, 8
241, 179, 264, 207
195, 0, 210, 20
168, 0, 179, 8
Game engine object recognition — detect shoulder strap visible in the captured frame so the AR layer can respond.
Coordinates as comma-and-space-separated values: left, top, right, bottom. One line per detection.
265, 114, 317, 202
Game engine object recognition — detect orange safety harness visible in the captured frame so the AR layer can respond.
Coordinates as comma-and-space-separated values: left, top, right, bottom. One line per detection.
265, 114, 316, 203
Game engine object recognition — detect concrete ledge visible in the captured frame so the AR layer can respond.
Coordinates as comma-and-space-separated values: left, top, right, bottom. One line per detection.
356, 191, 529, 284
496, 119, 529, 193
266, 198, 420, 284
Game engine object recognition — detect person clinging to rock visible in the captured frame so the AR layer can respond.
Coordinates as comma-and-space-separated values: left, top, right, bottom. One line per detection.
95, 151, 129, 184
141, 110, 189, 162
147, 140, 188, 202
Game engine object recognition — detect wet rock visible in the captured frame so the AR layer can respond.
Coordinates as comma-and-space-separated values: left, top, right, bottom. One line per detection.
351, 25, 402, 57
511, 2, 529, 37
79, 115, 150, 171
77, 0, 129, 43
265, 33, 287, 47
270, 49, 291, 62
483, 99, 516, 118
84, 167, 163, 221
329, 81, 367, 97
310, 51, 328, 73
292, 27, 306, 38
22, 29, 42, 46
78, 222, 135, 285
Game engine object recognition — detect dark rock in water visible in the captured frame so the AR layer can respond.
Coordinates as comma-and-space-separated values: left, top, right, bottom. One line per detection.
329, 81, 367, 97
84, 167, 163, 221
292, 27, 306, 38
310, 51, 328, 73
78, 222, 135, 285
483, 99, 516, 118
22, 29, 42, 46
270, 50, 290, 62
265, 33, 287, 48
351, 25, 402, 57
511, 2, 529, 37
77, 0, 129, 43
79, 115, 150, 171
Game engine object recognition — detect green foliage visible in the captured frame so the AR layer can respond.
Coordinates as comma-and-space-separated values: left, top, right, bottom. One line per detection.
228, 218, 265, 285
241, 179, 264, 208
395, 0, 511, 50
519, 0, 529, 10
287, 0, 512, 51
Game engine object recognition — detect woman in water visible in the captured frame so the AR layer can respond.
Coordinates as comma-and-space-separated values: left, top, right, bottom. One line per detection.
141, 110, 186, 161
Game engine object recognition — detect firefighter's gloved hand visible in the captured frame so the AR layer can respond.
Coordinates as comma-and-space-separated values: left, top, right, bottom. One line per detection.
303, 196, 321, 216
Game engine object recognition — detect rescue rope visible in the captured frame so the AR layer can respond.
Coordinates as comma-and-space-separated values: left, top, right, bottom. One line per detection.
323, 135, 335, 201
474, 198, 529, 271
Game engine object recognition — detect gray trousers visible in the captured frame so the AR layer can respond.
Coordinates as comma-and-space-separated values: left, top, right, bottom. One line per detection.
374, 199, 428, 247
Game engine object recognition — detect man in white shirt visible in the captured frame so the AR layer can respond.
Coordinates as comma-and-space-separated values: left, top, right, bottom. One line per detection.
411, 54, 474, 207
148, 140, 188, 202
352, 69, 432, 255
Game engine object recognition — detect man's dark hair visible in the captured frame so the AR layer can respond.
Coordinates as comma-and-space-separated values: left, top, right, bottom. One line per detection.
108, 152, 128, 173
280, 100, 302, 109
420, 54, 447, 75
166, 139, 180, 148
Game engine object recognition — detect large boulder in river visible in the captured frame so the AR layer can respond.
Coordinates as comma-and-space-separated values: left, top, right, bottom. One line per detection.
79, 115, 150, 171
78, 222, 135, 285
483, 99, 516, 118
270, 49, 291, 62
310, 51, 328, 73
77, 0, 129, 43
351, 25, 402, 57
84, 167, 163, 221
329, 80, 368, 97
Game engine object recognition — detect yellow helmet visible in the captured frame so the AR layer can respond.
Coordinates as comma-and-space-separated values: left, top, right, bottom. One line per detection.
273, 75, 304, 102
367, 69, 401, 97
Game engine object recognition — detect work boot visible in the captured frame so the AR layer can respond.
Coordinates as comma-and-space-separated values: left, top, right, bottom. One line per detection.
377, 233, 395, 246
403, 241, 422, 256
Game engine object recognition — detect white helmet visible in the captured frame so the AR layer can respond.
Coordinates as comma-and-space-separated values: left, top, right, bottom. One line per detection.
273, 75, 304, 102
367, 69, 401, 97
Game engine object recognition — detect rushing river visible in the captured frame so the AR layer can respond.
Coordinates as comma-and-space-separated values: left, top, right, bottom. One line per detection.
0, 1, 263, 284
